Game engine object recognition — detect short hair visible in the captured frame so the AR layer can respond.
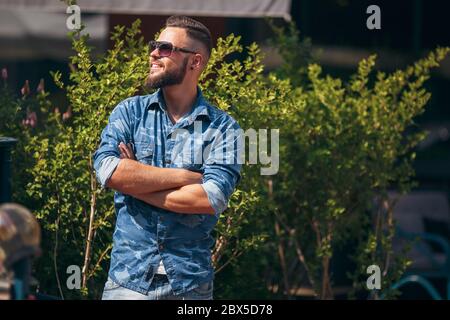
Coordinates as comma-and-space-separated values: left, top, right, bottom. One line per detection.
165, 16, 212, 58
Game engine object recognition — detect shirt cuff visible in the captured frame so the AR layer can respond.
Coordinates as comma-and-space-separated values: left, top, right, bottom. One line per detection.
97, 156, 121, 188
201, 180, 228, 216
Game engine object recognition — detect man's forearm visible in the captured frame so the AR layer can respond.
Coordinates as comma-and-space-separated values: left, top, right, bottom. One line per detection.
134, 184, 215, 215
106, 158, 202, 195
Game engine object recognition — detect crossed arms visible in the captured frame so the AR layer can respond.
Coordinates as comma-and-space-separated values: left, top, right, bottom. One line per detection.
106, 143, 215, 214
93, 101, 241, 217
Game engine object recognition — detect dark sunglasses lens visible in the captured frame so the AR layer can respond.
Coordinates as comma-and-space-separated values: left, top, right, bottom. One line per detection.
158, 43, 172, 56
150, 41, 172, 56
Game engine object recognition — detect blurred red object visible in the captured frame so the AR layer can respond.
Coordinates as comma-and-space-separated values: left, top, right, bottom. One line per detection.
36, 79, 45, 93
22, 111, 37, 128
21, 80, 30, 97
62, 106, 72, 121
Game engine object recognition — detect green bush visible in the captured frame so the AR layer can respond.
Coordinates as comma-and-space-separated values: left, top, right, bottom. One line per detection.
1, 19, 448, 299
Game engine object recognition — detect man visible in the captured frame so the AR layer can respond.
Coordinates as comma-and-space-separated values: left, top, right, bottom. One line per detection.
93, 16, 242, 300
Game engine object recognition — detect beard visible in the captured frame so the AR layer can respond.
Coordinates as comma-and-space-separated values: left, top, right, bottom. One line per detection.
145, 56, 189, 89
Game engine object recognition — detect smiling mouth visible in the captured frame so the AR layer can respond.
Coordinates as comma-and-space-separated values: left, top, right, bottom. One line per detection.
150, 62, 164, 72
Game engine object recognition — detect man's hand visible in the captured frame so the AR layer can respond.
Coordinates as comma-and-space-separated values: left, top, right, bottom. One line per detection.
118, 142, 136, 160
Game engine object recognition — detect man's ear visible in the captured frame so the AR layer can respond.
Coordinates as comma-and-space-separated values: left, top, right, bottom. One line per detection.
191, 53, 203, 70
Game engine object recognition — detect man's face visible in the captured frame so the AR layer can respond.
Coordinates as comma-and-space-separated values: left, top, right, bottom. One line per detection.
146, 27, 193, 89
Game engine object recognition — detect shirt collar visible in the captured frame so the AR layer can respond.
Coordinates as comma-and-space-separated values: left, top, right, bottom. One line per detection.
147, 87, 211, 121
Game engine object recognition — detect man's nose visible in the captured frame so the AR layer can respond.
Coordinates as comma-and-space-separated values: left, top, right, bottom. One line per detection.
150, 48, 160, 58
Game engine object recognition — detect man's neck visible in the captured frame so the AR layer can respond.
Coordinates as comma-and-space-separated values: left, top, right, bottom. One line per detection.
162, 84, 198, 124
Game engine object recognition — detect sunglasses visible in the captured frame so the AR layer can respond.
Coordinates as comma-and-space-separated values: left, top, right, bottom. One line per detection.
149, 40, 197, 57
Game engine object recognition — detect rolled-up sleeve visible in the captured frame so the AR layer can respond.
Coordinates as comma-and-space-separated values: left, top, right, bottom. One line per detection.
93, 101, 133, 189
201, 117, 242, 216
96, 156, 121, 188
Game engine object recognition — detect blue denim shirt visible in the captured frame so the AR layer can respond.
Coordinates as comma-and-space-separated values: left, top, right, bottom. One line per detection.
93, 88, 242, 295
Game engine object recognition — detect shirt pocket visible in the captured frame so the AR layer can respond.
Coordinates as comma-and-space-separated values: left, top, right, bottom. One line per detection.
171, 146, 204, 172
135, 143, 154, 165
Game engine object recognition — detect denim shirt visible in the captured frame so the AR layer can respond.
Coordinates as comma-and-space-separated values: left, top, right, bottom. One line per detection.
93, 88, 242, 295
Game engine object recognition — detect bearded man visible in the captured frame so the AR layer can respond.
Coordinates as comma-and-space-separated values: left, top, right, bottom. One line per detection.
93, 16, 242, 300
